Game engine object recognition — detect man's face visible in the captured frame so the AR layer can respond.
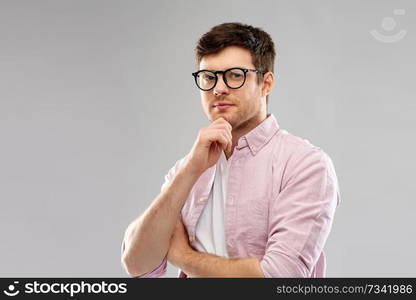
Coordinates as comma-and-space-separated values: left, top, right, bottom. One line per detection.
199, 46, 267, 131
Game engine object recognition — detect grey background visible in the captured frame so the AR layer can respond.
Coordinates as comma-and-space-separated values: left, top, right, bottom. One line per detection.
0, 0, 415, 277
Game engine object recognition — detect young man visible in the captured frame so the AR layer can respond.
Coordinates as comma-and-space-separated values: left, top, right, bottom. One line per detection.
121, 22, 340, 278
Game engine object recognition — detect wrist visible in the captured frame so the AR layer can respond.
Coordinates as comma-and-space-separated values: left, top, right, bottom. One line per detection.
181, 158, 204, 179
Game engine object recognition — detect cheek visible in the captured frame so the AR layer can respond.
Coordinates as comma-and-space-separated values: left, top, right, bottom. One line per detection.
201, 94, 210, 108
242, 88, 259, 104
200, 91, 207, 101
249, 87, 263, 105
242, 82, 259, 97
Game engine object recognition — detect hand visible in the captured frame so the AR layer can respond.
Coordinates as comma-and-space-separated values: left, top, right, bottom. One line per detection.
167, 218, 194, 268
184, 117, 232, 175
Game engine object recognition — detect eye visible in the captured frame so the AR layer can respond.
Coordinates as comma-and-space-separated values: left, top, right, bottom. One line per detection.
228, 70, 244, 80
201, 73, 215, 81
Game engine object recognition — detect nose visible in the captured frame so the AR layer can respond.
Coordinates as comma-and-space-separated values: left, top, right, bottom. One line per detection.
212, 73, 229, 96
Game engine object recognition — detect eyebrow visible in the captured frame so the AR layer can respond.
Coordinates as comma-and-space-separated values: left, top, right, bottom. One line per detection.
198, 67, 249, 71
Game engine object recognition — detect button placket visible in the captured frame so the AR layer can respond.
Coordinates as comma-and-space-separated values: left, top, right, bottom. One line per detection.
225, 151, 245, 259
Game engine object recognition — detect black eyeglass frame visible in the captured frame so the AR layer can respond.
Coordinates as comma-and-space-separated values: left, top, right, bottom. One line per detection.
191, 67, 266, 91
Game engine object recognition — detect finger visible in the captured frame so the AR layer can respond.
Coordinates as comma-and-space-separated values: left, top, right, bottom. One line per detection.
211, 118, 232, 132
213, 117, 227, 123
213, 132, 229, 151
214, 122, 232, 134
206, 126, 232, 141
205, 131, 228, 152
211, 129, 232, 152
223, 132, 232, 153
222, 128, 232, 144
223, 120, 233, 132
219, 132, 231, 152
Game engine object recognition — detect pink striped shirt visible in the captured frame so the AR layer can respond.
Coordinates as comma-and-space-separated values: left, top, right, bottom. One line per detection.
124, 113, 341, 277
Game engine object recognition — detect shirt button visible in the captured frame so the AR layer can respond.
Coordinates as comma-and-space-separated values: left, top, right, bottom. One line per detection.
189, 236, 194, 243
198, 197, 207, 203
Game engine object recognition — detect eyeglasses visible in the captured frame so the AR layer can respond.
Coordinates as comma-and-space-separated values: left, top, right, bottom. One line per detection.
192, 67, 265, 91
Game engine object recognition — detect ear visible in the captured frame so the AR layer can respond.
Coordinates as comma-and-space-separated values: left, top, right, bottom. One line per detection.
261, 71, 275, 97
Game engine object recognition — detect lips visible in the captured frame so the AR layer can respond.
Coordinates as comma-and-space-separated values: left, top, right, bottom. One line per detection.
213, 104, 234, 112
213, 102, 235, 107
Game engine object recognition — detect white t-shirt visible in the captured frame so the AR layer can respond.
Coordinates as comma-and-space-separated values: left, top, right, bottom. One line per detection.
194, 150, 231, 257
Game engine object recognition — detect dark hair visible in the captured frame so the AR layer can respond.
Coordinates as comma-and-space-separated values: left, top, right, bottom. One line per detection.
195, 22, 276, 104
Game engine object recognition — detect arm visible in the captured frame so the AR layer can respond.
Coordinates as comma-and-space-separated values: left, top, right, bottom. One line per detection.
181, 252, 264, 278
167, 219, 264, 277
121, 117, 233, 277
259, 148, 340, 277
167, 220, 264, 277
121, 160, 201, 277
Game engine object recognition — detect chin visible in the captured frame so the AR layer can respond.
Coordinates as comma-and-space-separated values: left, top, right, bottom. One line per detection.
214, 113, 230, 121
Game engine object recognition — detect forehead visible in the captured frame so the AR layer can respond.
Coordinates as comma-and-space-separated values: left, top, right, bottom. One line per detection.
199, 46, 255, 70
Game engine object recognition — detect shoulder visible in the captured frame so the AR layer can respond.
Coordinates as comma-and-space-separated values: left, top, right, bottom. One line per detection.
273, 128, 327, 161
272, 128, 337, 183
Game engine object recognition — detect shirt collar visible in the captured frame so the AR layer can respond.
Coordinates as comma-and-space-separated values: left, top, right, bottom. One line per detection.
235, 113, 280, 156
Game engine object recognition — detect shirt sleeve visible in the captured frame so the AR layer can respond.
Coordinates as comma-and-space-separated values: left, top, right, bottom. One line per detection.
260, 147, 341, 277
121, 239, 168, 278
121, 155, 188, 278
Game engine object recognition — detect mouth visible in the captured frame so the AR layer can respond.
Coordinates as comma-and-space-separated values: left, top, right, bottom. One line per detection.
213, 101, 235, 107
213, 104, 235, 111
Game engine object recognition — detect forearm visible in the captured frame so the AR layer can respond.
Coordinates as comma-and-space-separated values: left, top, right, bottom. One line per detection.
179, 250, 265, 278
122, 162, 201, 276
